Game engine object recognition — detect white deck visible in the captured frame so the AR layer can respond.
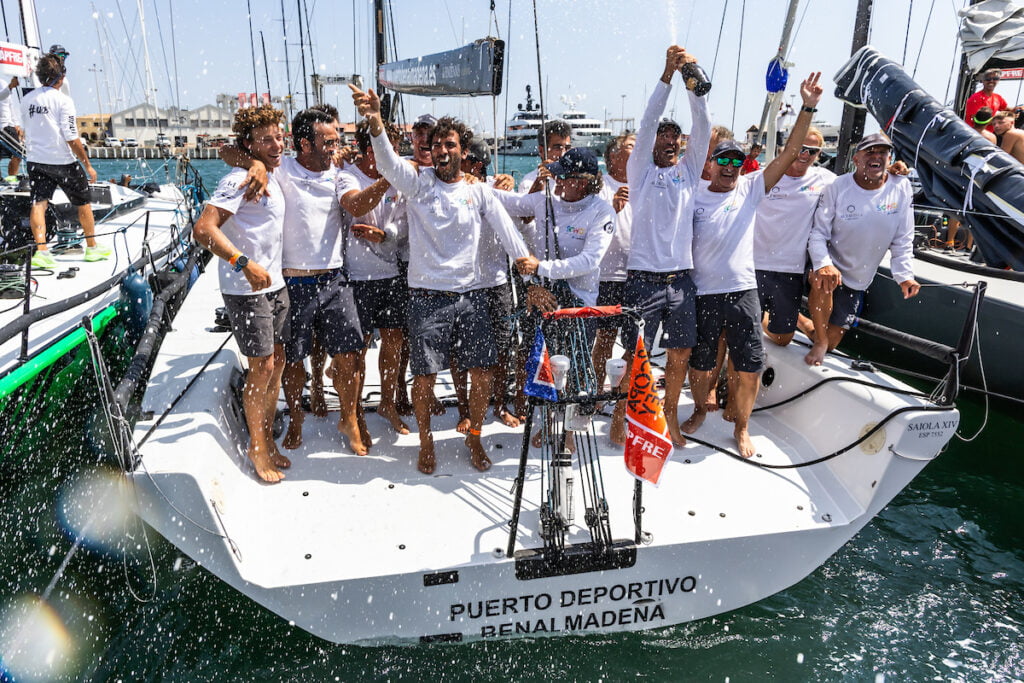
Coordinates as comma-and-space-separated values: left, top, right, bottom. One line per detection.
0, 183, 191, 371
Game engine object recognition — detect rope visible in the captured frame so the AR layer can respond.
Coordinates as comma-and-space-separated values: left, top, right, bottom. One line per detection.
911, 0, 937, 78
902, 0, 914, 65
710, 0, 731, 81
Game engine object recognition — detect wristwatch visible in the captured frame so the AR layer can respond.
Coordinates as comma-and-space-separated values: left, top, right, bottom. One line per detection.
801, 105, 817, 113
233, 254, 250, 272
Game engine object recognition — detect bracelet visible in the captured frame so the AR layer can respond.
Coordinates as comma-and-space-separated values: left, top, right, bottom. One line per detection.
801, 105, 817, 113
228, 252, 241, 266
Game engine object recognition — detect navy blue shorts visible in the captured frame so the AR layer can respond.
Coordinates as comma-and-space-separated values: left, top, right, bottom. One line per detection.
353, 276, 408, 332
829, 283, 865, 330
284, 273, 364, 362
595, 280, 627, 330
28, 161, 90, 206
691, 289, 764, 373
756, 270, 805, 335
621, 270, 697, 354
407, 288, 497, 376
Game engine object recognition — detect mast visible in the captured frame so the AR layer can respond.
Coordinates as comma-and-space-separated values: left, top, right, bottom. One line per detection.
374, 0, 391, 120
834, 0, 872, 173
756, 0, 800, 162
17, 0, 41, 49
296, 0, 309, 107
280, 0, 293, 121
136, 0, 161, 134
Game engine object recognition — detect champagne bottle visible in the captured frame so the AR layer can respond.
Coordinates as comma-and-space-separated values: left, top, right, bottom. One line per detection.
679, 62, 712, 96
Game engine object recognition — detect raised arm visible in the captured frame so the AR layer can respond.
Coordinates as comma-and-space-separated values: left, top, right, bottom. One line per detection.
339, 175, 392, 217
349, 84, 419, 195
760, 72, 823, 193
627, 46, 684, 180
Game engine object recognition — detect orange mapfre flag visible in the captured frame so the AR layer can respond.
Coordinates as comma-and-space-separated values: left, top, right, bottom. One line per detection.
624, 336, 675, 485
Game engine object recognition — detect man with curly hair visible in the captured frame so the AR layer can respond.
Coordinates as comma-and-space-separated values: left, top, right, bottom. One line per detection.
350, 84, 533, 475
194, 104, 290, 483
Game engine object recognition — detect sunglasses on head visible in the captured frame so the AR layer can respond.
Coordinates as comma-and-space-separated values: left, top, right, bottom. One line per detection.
556, 173, 587, 180
714, 157, 744, 167
799, 145, 822, 155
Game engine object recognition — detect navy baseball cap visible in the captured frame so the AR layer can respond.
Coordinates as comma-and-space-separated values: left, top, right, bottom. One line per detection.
48, 44, 69, 58
855, 132, 894, 152
413, 114, 437, 129
547, 147, 600, 176
466, 140, 491, 170
657, 118, 682, 136
711, 140, 746, 159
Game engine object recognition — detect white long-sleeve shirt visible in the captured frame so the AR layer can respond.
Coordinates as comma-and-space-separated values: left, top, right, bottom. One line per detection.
21, 86, 77, 165
598, 174, 633, 282
625, 82, 711, 272
494, 190, 614, 305
808, 173, 915, 291
370, 129, 530, 292
0, 85, 19, 127
752, 166, 836, 274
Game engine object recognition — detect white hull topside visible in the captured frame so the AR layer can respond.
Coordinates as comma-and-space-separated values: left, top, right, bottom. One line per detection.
132, 271, 959, 645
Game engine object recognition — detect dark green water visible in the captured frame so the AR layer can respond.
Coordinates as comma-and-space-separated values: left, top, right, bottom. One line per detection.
1, 158, 1021, 680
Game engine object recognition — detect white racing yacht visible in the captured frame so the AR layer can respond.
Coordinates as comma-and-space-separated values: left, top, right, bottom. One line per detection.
124, 266, 974, 645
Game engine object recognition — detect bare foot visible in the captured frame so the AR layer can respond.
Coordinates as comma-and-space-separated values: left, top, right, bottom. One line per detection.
456, 417, 471, 434
309, 380, 328, 417
338, 417, 369, 456
735, 425, 756, 458
393, 397, 413, 419
466, 432, 492, 471
513, 394, 529, 421
722, 409, 737, 423
494, 404, 521, 428
531, 428, 544, 448
804, 342, 828, 366
357, 409, 373, 450
378, 401, 410, 434
282, 416, 303, 450
666, 423, 688, 447
704, 386, 720, 413
681, 409, 707, 434
270, 444, 292, 469
248, 446, 285, 483
417, 440, 436, 474
430, 396, 447, 416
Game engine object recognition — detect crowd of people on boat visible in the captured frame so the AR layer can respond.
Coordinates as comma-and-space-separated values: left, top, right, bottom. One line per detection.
194, 46, 927, 484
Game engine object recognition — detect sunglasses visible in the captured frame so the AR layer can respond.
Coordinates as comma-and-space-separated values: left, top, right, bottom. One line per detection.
799, 145, 822, 155
556, 173, 588, 180
714, 157, 744, 168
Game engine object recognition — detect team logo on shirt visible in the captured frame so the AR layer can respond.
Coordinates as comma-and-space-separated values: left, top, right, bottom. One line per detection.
840, 204, 862, 221
564, 224, 586, 238
27, 104, 49, 117
722, 201, 738, 213
455, 196, 476, 208
383, 194, 396, 205
874, 200, 899, 214
602, 221, 614, 234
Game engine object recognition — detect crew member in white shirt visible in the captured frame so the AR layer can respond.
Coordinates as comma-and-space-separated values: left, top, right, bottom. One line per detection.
609, 45, 712, 448
350, 84, 533, 475
805, 132, 920, 366
338, 119, 410, 436
22, 55, 108, 269
519, 119, 573, 194
592, 132, 634, 388
752, 126, 836, 346
193, 105, 289, 483
681, 73, 822, 459
224, 108, 366, 456
0, 75, 22, 178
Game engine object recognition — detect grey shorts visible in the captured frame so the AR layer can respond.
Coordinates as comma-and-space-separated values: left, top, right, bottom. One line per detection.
407, 288, 497, 376
756, 270, 805, 335
691, 289, 764, 373
223, 288, 290, 359
595, 280, 627, 330
353, 276, 408, 332
829, 283, 865, 330
284, 272, 364, 362
621, 270, 697, 353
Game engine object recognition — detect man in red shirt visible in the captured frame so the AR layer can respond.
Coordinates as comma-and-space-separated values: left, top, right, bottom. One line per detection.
741, 143, 761, 174
965, 69, 1007, 132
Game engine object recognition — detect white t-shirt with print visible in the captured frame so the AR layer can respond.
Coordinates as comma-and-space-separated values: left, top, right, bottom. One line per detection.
691, 174, 766, 295
209, 167, 286, 296
598, 174, 633, 282
21, 86, 76, 165
808, 173, 915, 291
752, 166, 837, 274
337, 164, 402, 280
277, 155, 346, 271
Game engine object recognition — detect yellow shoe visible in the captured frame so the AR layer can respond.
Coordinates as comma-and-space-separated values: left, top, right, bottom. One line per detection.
84, 244, 113, 262
31, 250, 57, 269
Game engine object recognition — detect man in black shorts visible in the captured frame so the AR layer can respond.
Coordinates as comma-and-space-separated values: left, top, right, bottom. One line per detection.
0, 75, 23, 178
21, 55, 108, 269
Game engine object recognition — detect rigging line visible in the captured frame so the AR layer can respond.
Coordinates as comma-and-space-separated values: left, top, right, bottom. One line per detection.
501, 0, 513, 174
943, 0, 966, 105
731, 0, 746, 133
710, 0, 730, 81
783, 0, 813, 64
1, 0, 8, 42
113, 0, 148, 110
260, 31, 273, 98
166, 0, 183, 115
303, 0, 318, 83
902, 0, 914, 65
683, 0, 697, 46
911, 0, 937, 78
150, 0, 178, 114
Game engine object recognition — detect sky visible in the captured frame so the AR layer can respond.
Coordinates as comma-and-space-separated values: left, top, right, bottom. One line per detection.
13, 0, 1024, 138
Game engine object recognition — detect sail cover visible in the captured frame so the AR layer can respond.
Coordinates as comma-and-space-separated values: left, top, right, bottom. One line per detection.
959, 0, 1024, 74
377, 38, 504, 97
835, 46, 1024, 270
